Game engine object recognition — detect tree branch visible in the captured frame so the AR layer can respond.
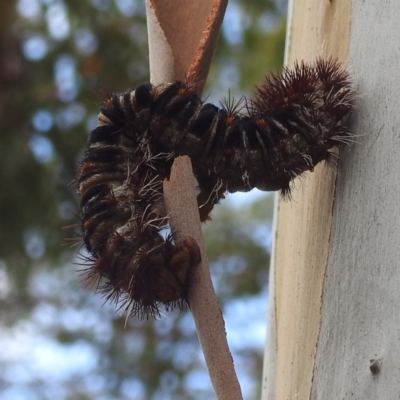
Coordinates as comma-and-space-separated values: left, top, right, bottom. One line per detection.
146, 1, 243, 399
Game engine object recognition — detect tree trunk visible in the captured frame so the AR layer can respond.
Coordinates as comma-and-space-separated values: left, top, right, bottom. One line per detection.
263, 1, 400, 398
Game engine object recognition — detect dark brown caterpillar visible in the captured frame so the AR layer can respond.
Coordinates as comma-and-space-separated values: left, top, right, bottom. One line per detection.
77, 58, 355, 319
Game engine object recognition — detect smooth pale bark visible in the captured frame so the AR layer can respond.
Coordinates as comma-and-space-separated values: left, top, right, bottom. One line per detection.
145, 2, 243, 399
312, 1, 400, 398
263, 1, 400, 399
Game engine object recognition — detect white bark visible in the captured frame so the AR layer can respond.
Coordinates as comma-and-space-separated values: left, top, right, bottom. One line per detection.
263, 1, 400, 399
312, 1, 400, 398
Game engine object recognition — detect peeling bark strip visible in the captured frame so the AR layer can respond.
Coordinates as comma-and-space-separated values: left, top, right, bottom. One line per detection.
146, 0, 228, 89
145, 2, 243, 400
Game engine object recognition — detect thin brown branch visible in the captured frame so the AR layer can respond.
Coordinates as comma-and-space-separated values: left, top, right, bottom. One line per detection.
164, 158, 243, 400
145, 1, 243, 399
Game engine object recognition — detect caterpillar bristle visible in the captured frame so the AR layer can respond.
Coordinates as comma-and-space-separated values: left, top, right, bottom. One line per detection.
183, 73, 204, 94
219, 91, 245, 117
72, 58, 355, 319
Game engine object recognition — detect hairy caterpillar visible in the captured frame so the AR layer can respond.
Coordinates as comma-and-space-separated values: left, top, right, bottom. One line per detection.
77, 58, 355, 319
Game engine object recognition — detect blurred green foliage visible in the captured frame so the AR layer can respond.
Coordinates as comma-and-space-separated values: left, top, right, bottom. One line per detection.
0, 0, 285, 399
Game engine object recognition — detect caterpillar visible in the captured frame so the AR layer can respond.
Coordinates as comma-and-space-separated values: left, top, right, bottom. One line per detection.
77, 58, 355, 319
